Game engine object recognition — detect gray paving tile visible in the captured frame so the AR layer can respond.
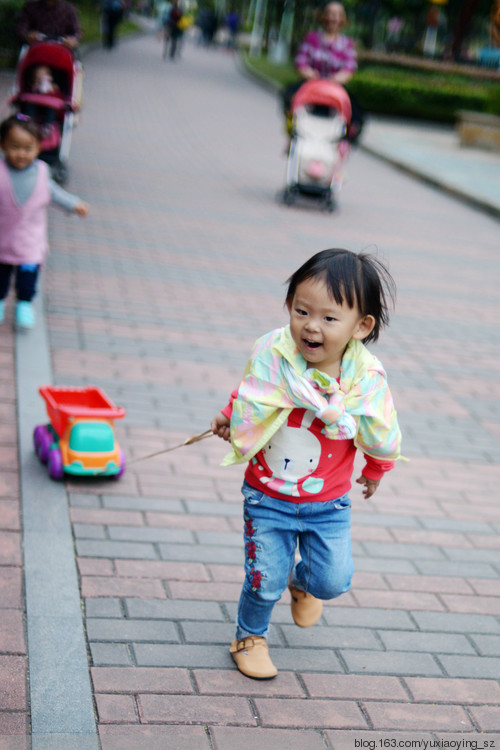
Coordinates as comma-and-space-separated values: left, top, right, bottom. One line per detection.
102, 495, 184, 513
74, 524, 107, 540
411, 612, 500, 635
159, 543, 243, 564
90, 643, 132, 666
361, 542, 447, 560
271, 647, 345, 673
69, 494, 102, 508
341, 649, 443, 676
419, 518, 497, 534
280, 624, 382, 650
186, 500, 243, 517
351, 513, 421, 529
377, 630, 476, 654
469, 634, 500, 657
353, 557, 419, 574
195, 531, 244, 547
86, 618, 179, 642
322, 607, 417, 630
76, 540, 158, 560
107, 526, 194, 544
438, 655, 500, 679
85, 599, 123, 619
133, 643, 231, 668
124, 598, 225, 621
415, 561, 499, 579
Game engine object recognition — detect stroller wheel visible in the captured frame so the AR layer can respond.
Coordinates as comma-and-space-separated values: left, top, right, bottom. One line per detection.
51, 162, 68, 185
324, 193, 337, 213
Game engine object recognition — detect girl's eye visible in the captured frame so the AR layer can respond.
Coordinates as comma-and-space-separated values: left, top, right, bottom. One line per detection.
324, 316, 336, 322
295, 308, 307, 316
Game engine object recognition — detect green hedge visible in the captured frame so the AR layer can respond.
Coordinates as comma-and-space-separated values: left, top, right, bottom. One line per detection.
244, 55, 500, 122
0, 0, 23, 68
347, 66, 499, 121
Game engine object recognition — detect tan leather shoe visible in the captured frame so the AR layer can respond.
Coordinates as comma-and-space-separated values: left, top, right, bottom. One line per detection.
229, 636, 278, 680
289, 584, 323, 628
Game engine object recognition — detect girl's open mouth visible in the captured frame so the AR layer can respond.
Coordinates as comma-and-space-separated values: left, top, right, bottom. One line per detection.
304, 339, 321, 349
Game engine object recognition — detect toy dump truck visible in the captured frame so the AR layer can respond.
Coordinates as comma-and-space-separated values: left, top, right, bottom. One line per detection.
34, 385, 126, 480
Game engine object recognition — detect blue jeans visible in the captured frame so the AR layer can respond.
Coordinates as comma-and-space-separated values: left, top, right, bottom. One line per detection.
236, 480, 353, 641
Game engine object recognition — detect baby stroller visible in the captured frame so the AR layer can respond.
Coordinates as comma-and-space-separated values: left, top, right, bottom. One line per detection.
281, 80, 352, 212
10, 39, 83, 184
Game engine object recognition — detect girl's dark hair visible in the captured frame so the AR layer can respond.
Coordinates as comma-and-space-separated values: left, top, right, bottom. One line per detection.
285, 248, 396, 344
0, 114, 40, 144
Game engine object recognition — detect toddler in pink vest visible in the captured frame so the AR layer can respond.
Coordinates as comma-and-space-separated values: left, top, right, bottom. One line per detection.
0, 114, 88, 328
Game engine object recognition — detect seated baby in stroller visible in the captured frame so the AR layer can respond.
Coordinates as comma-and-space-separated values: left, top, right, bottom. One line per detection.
24, 65, 62, 142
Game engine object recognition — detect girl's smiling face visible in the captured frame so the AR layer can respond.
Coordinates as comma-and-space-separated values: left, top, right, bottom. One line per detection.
287, 277, 374, 377
1, 125, 40, 170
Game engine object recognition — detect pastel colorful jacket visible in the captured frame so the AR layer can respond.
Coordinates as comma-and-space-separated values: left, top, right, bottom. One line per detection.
222, 325, 402, 466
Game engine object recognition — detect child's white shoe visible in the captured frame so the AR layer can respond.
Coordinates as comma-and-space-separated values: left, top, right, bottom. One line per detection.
15, 301, 35, 329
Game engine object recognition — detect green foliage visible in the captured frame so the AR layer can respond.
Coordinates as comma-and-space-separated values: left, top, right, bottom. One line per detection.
244, 54, 500, 122
347, 65, 500, 121
0, 0, 24, 68
73, 0, 139, 44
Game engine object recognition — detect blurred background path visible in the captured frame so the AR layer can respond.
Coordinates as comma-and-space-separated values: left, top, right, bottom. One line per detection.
1, 30, 499, 748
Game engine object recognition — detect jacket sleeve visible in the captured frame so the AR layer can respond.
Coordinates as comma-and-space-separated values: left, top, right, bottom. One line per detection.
351, 368, 402, 462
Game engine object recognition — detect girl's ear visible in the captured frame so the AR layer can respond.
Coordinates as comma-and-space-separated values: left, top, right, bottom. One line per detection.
352, 315, 375, 340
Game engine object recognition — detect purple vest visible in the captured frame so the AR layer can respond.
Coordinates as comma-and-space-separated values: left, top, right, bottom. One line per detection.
0, 159, 51, 265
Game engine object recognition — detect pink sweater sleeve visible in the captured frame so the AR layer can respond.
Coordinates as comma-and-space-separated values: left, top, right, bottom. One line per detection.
362, 454, 394, 481
221, 389, 238, 420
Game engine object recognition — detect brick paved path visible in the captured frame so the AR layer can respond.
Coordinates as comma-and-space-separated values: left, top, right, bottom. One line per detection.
1, 34, 500, 748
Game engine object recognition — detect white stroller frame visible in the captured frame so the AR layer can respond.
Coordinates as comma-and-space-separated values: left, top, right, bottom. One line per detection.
282, 80, 352, 212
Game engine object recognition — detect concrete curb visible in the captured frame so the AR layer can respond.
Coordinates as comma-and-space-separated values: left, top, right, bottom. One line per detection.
360, 143, 500, 220
16, 295, 99, 749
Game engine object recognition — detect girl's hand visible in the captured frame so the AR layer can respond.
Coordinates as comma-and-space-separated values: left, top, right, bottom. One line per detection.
356, 474, 380, 499
75, 202, 89, 217
211, 412, 231, 442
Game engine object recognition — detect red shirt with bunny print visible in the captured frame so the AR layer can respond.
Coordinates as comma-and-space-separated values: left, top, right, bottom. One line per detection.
222, 391, 393, 504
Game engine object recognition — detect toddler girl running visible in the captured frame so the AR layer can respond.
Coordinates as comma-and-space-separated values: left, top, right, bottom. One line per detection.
0, 114, 88, 329
211, 248, 403, 679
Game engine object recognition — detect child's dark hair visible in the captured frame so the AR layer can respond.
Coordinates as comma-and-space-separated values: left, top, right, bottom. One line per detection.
0, 114, 40, 144
286, 249, 396, 344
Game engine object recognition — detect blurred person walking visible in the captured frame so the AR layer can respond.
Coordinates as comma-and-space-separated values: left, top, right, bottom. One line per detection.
101, 0, 124, 49
0, 115, 88, 329
163, 0, 183, 59
17, 0, 81, 49
283, 2, 364, 144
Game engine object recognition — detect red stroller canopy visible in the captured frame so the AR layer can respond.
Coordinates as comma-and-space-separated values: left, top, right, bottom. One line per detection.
18, 41, 76, 90
291, 80, 352, 123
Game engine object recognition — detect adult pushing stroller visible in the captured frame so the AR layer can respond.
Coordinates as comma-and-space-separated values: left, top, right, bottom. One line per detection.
281, 80, 351, 212
10, 39, 83, 184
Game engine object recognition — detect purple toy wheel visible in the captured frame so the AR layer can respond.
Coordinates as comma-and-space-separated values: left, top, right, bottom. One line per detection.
113, 449, 126, 479
33, 424, 53, 464
48, 446, 64, 480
